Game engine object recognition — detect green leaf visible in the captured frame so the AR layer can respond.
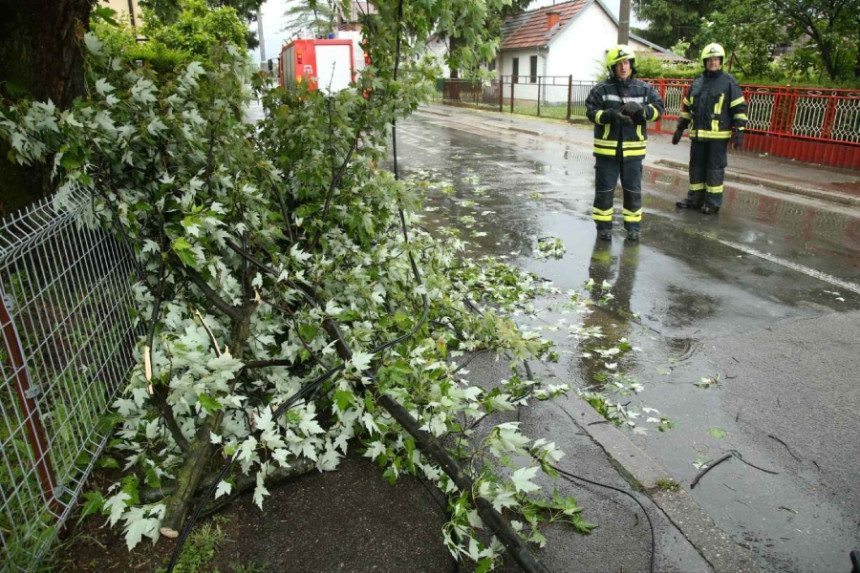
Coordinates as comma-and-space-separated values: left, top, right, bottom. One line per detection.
198, 393, 223, 413
120, 475, 140, 506
96, 457, 121, 469
92, 6, 118, 26
708, 428, 727, 439
333, 389, 354, 411
78, 491, 106, 521
571, 515, 597, 533
145, 465, 162, 489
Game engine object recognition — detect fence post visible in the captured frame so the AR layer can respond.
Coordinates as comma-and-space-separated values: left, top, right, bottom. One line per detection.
0, 290, 57, 509
566, 75, 572, 121
510, 77, 514, 114
499, 77, 503, 112
537, 76, 542, 117
821, 95, 837, 139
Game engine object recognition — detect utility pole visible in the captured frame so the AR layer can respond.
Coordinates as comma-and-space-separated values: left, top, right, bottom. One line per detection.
257, 7, 266, 68
617, 0, 630, 44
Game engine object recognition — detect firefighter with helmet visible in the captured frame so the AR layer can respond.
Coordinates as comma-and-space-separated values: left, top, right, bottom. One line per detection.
672, 43, 748, 214
586, 45, 665, 241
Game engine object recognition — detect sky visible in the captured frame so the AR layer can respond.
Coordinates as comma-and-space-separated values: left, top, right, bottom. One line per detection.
249, 0, 646, 64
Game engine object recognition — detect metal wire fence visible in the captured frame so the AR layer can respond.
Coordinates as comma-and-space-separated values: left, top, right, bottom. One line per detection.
0, 192, 140, 570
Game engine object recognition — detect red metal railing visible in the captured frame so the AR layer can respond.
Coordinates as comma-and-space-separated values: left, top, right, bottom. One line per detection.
643, 78, 860, 169
441, 77, 860, 169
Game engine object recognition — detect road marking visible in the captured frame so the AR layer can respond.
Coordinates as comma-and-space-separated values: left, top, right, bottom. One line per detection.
718, 239, 860, 295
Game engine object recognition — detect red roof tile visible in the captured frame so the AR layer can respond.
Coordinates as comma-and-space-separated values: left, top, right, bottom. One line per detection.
501, 0, 588, 50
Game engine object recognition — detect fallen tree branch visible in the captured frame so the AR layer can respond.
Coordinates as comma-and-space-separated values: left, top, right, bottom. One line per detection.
316, 316, 549, 572
729, 450, 778, 475
768, 434, 802, 462
690, 454, 732, 489
141, 456, 316, 505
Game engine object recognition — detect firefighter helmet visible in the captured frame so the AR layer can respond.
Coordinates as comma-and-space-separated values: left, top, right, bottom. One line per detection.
700, 43, 725, 66
605, 45, 636, 75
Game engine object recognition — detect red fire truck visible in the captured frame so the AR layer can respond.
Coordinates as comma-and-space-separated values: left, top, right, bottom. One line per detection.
278, 39, 355, 93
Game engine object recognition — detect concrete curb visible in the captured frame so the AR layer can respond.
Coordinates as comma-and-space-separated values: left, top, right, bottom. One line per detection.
654, 158, 860, 208
652, 489, 768, 573
508, 126, 544, 137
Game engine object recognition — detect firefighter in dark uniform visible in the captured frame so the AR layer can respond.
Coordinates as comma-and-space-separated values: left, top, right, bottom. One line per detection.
586, 45, 665, 241
672, 43, 748, 214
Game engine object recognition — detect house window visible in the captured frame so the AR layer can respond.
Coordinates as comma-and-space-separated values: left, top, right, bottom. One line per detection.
488, 58, 496, 72
529, 55, 537, 84
512, 57, 519, 83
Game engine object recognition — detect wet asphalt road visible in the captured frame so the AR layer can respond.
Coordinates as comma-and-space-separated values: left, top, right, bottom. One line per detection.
395, 111, 860, 573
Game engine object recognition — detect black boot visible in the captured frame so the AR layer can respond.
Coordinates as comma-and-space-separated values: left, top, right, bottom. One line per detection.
675, 199, 701, 209
598, 229, 612, 241
701, 205, 720, 215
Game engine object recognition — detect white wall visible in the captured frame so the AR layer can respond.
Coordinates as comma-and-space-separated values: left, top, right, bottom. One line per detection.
499, 48, 545, 101
546, 4, 618, 81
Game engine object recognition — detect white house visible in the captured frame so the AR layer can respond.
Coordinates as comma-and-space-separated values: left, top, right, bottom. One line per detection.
497, 0, 685, 102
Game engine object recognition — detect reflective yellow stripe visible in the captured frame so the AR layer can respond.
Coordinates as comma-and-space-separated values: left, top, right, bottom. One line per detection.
690, 129, 732, 140
636, 125, 644, 140
595, 139, 646, 149
623, 148, 646, 157
593, 147, 617, 156
706, 185, 724, 194
603, 124, 610, 139
711, 119, 720, 132
689, 183, 705, 191
683, 97, 692, 106
730, 96, 745, 108
648, 104, 660, 121
593, 207, 613, 221
714, 93, 725, 115
733, 113, 748, 121
622, 208, 642, 222
596, 110, 606, 125
680, 111, 692, 120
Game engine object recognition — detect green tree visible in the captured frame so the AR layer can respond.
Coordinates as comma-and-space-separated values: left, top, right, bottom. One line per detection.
281, 0, 345, 39
689, 0, 860, 82
693, 1, 785, 77
633, 0, 727, 59
767, 0, 859, 81
144, 0, 249, 56
141, 0, 265, 48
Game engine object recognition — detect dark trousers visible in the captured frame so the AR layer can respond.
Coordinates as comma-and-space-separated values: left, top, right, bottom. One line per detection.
593, 157, 643, 231
686, 140, 728, 208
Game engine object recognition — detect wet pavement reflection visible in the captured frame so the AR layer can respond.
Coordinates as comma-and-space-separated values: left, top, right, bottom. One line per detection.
395, 113, 860, 572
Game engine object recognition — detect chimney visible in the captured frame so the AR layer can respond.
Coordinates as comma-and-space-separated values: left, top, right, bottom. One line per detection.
546, 11, 560, 31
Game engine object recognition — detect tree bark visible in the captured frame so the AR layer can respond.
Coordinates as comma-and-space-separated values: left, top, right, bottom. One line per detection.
0, 0, 92, 216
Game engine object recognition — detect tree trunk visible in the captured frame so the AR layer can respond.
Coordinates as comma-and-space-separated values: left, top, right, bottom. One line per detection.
159, 306, 254, 538
0, 0, 92, 217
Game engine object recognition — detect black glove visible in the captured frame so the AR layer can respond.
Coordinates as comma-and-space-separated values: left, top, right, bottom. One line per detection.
620, 101, 645, 120
731, 129, 745, 149
671, 118, 690, 145
605, 108, 632, 125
